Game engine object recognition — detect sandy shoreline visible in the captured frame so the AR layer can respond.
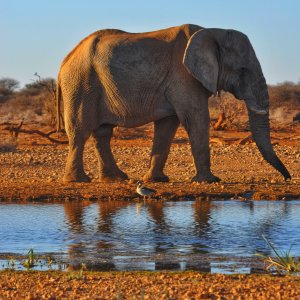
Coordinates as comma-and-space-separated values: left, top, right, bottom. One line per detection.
1, 271, 300, 299
0, 180, 300, 202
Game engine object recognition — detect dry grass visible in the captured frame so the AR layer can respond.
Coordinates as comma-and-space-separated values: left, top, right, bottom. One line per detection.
257, 236, 300, 275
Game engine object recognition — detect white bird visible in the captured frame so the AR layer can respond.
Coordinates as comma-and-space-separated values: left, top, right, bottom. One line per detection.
136, 181, 156, 200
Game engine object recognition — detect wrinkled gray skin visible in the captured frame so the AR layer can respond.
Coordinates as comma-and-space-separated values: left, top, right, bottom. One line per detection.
57, 24, 291, 183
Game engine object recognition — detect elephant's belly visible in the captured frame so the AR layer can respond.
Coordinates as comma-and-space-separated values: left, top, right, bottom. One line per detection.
120, 114, 176, 128
101, 101, 176, 128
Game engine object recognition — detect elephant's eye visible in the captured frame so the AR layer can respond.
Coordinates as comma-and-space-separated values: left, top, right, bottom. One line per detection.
240, 67, 247, 74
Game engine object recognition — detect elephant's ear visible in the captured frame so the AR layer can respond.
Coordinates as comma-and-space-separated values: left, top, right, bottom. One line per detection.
183, 29, 219, 95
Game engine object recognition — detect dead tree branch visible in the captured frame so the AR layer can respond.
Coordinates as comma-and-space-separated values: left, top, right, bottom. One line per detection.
213, 112, 226, 131
4, 122, 68, 144
34, 72, 56, 99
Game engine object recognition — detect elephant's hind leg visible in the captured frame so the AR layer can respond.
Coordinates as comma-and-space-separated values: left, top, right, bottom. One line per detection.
143, 116, 179, 182
63, 134, 91, 183
92, 125, 128, 181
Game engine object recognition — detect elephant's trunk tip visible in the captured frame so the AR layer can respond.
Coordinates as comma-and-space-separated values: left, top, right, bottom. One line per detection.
248, 110, 291, 181
260, 151, 291, 181
284, 172, 292, 181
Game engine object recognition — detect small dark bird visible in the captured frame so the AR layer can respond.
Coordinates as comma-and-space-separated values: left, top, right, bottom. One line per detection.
136, 181, 156, 200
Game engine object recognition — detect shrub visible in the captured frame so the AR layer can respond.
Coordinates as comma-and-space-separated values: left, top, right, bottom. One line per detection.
209, 92, 248, 130
0, 77, 20, 104
268, 81, 300, 109
0, 75, 56, 126
268, 82, 300, 123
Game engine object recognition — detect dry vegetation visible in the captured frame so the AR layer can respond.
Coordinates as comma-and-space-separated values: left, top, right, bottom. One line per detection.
0, 75, 56, 126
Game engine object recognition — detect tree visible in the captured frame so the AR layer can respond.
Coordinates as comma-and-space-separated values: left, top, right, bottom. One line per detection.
0, 77, 20, 103
27, 73, 57, 127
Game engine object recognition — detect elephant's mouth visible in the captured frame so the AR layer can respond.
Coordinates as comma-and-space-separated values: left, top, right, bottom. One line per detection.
248, 105, 268, 115
246, 101, 269, 115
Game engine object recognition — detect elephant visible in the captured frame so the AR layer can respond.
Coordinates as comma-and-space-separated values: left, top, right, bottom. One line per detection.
56, 24, 291, 183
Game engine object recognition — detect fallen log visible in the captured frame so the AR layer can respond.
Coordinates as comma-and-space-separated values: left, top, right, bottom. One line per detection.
213, 112, 226, 131
236, 134, 253, 145
210, 138, 225, 144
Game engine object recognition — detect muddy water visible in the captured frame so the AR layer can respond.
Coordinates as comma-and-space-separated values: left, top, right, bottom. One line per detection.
1, 200, 300, 273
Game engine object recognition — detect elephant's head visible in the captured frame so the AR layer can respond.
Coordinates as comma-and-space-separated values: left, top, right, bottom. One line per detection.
183, 28, 291, 180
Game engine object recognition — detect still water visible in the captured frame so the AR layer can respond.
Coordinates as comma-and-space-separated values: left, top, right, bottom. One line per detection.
1, 200, 300, 273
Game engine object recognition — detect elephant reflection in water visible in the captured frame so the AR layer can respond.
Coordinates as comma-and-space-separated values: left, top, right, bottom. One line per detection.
63, 200, 293, 271
194, 201, 213, 228
64, 201, 91, 232
63, 200, 215, 270
64, 201, 130, 269
63, 201, 94, 269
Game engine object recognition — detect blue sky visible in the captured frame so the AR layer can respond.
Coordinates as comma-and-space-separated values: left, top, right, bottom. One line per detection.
1, 0, 300, 86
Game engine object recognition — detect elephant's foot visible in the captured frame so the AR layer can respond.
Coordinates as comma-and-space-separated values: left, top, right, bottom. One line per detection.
99, 169, 129, 182
192, 172, 221, 183
63, 171, 91, 183
143, 171, 169, 182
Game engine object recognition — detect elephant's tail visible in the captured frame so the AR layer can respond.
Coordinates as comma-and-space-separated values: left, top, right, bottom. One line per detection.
56, 77, 63, 132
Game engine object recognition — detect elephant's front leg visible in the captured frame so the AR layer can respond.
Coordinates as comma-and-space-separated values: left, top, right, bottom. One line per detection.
92, 125, 128, 181
184, 109, 220, 183
143, 116, 179, 182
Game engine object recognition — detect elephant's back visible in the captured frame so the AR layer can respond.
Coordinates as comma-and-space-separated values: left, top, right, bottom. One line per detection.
60, 29, 128, 69
60, 24, 202, 69
140, 24, 202, 41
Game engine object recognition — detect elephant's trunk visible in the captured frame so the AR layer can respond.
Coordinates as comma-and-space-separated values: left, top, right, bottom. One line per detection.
248, 110, 291, 180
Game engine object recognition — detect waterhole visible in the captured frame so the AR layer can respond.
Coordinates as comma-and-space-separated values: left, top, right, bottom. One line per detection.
1, 200, 300, 273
